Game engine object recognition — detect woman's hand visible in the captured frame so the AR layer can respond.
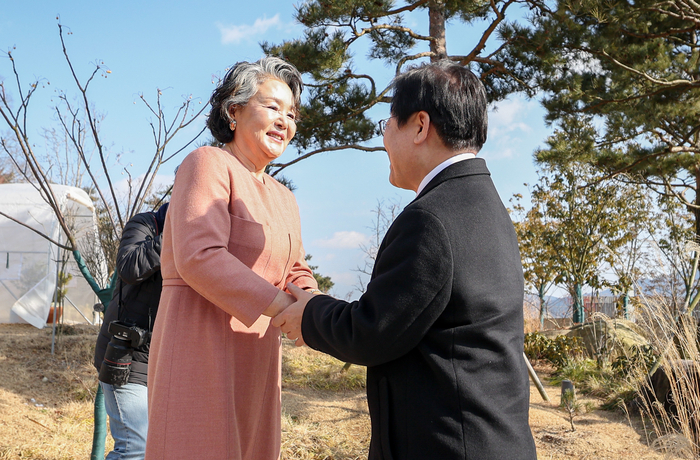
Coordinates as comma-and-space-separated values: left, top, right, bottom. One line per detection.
271, 284, 315, 346
262, 290, 295, 318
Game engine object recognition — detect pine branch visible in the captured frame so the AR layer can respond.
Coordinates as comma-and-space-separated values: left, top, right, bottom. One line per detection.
396, 52, 435, 73
599, 49, 700, 88
462, 0, 516, 63
384, 0, 430, 16
355, 23, 435, 42
641, 3, 700, 26
269, 144, 386, 176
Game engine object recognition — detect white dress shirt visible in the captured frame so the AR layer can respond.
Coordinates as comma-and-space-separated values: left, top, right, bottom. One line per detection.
416, 153, 476, 196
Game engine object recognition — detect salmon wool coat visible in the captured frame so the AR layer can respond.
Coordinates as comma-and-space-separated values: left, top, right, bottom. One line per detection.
145, 146, 317, 460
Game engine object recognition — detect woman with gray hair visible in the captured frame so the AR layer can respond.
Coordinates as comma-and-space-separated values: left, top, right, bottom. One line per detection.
146, 57, 319, 460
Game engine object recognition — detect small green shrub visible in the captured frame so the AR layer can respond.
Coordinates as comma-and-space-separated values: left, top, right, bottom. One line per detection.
611, 344, 657, 377
560, 388, 581, 431
550, 356, 640, 410
524, 332, 585, 369
523, 332, 550, 360
551, 358, 598, 386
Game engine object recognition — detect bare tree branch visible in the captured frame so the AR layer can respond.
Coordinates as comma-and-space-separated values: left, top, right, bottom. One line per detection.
0, 211, 72, 250
270, 144, 386, 177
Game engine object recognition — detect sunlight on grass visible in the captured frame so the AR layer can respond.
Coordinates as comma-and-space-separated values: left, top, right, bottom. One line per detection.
281, 339, 366, 391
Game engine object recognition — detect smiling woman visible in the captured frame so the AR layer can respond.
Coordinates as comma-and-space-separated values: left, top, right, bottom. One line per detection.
145, 57, 319, 460
228, 79, 298, 174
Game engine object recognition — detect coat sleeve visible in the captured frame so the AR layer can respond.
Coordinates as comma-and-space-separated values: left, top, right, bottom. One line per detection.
284, 220, 317, 292
167, 149, 281, 327
301, 208, 453, 366
116, 214, 161, 285
285, 253, 318, 292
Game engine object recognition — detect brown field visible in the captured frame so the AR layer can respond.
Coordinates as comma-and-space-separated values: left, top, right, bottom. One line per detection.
0, 323, 676, 459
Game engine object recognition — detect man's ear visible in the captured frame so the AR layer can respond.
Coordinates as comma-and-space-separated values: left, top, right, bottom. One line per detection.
413, 111, 430, 145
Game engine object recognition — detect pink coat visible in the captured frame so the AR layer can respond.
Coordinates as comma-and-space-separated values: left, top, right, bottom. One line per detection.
146, 146, 317, 460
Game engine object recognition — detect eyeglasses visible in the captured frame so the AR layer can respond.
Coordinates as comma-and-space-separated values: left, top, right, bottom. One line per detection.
378, 117, 391, 136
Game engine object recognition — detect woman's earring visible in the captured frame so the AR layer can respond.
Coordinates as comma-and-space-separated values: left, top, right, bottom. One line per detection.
230, 119, 237, 131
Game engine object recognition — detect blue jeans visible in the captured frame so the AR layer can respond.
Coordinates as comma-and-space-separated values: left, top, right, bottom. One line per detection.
100, 381, 148, 460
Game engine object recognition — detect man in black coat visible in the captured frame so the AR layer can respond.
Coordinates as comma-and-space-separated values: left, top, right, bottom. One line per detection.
94, 202, 167, 460
274, 61, 537, 459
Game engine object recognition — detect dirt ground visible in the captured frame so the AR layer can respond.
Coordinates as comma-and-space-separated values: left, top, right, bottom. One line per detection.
0, 323, 683, 459
283, 373, 671, 460
527, 377, 668, 459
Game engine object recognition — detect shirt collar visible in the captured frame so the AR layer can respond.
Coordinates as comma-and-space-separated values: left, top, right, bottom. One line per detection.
415, 153, 476, 196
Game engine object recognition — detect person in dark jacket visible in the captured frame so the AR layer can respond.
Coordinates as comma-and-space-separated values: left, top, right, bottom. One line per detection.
94, 202, 168, 460
274, 62, 537, 459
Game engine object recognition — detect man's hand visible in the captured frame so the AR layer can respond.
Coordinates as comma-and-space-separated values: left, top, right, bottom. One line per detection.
272, 283, 314, 347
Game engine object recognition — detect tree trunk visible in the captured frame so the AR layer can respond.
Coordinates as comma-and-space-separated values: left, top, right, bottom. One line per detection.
428, 0, 447, 61
538, 284, 547, 328
695, 166, 700, 238
684, 166, 700, 313
573, 283, 584, 323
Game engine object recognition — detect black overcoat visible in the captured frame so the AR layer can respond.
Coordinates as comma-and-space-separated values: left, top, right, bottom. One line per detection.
302, 159, 537, 460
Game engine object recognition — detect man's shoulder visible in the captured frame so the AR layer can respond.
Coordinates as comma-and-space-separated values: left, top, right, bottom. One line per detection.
421, 159, 499, 198
418, 157, 490, 195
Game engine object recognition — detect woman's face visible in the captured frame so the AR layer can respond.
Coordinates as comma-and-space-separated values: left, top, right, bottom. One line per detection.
231, 79, 297, 168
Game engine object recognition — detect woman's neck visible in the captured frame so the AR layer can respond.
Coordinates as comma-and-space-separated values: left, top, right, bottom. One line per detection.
223, 143, 266, 182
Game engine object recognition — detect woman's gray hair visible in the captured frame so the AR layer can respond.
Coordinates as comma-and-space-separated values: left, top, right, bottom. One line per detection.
207, 56, 303, 144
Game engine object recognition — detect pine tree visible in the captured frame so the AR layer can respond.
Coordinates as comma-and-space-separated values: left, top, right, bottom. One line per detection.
261, 0, 534, 176
500, 0, 700, 236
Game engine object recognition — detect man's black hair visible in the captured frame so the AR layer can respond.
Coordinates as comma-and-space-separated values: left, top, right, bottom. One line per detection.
390, 60, 488, 152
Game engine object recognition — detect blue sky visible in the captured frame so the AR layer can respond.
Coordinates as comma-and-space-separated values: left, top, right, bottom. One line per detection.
1, 1, 552, 298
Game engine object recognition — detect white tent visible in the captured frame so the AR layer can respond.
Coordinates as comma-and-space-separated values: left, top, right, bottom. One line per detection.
0, 183, 108, 328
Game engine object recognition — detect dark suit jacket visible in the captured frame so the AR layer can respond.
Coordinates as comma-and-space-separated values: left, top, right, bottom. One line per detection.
302, 159, 537, 460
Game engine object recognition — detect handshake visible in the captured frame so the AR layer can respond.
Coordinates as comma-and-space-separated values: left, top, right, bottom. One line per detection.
265, 283, 321, 347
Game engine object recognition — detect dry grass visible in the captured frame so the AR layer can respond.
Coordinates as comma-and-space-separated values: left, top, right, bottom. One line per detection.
282, 340, 366, 392
0, 323, 110, 459
0, 322, 679, 460
523, 298, 542, 333
280, 339, 369, 459
0, 323, 369, 460
626, 302, 700, 459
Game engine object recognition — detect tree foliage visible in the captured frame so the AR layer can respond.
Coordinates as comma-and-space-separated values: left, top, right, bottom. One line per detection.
261, 0, 535, 176
647, 195, 700, 314
525, 124, 650, 322
510, 190, 558, 326
603, 202, 655, 318
305, 254, 335, 294
500, 0, 700, 234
